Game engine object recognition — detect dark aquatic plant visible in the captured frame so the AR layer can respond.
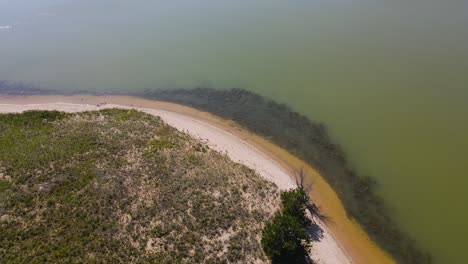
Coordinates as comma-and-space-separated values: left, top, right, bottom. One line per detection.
0, 80, 55, 95
143, 87, 432, 264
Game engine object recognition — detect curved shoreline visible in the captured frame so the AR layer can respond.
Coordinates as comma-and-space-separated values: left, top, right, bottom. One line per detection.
0, 95, 395, 264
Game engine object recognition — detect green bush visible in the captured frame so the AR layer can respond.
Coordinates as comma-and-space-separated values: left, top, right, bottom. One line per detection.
261, 187, 313, 263
281, 188, 310, 226
261, 213, 310, 264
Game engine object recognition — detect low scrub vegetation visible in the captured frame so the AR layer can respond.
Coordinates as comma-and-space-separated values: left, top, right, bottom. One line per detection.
0, 109, 281, 263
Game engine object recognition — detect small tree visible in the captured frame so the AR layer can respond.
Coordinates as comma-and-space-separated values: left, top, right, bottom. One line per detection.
262, 169, 328, 263
281, 188, 310, 226
261, 213, 311, 263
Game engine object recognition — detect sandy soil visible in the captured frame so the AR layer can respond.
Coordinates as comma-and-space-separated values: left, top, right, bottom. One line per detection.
0, 95, 396, 264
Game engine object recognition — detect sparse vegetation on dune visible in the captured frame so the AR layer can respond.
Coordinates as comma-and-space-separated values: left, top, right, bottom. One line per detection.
0, 109, 281, 263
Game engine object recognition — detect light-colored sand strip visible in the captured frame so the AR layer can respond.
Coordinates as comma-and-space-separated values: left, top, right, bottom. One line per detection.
0, 102, 351, 264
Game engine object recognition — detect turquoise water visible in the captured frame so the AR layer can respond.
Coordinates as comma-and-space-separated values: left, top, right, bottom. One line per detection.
1, 1, 468, 262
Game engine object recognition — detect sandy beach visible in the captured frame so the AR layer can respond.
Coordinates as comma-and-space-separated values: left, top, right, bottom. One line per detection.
0, 95, 395, 264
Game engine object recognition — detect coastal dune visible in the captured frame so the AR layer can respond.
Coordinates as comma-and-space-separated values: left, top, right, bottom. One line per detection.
0, 100, 349, 263
0, 95, 395, 264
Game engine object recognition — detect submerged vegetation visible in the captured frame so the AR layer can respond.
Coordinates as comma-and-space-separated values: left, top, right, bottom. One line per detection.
0, 109, 282, 263
144, 88, 432, 264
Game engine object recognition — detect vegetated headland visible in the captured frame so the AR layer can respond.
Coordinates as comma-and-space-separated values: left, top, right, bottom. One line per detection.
0, 102, 352, 263
0, 81, 431, 263
0, 109, 281, 263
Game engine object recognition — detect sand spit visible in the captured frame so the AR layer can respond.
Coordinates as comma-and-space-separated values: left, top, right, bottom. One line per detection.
0, 95, 396, 264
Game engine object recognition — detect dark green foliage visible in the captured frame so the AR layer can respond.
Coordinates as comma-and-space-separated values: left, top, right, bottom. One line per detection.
147, 138, 177, 150
0, 180, 12, 192
281, 188, 310, 226
261, 188, 313, 263
145, 88, 431, 264
0, 110, 68, 127
261, 214, 310, 264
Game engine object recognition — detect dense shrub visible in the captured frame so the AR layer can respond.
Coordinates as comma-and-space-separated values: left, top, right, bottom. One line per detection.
261, 213, 310, 264
280, 188, 310, 226
262, 187, 314, 264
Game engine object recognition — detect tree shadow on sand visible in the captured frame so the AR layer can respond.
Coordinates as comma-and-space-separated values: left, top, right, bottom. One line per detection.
294, 168, 331, 244
307, 222, 324, 242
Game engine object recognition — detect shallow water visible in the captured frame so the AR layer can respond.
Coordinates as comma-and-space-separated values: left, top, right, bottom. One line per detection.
1, 1, 467, 262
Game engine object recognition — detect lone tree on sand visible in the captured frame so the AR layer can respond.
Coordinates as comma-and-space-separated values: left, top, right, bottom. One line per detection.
261, 169, 325, 263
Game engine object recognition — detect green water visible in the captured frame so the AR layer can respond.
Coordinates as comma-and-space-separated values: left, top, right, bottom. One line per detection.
1, 1, 467, 262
